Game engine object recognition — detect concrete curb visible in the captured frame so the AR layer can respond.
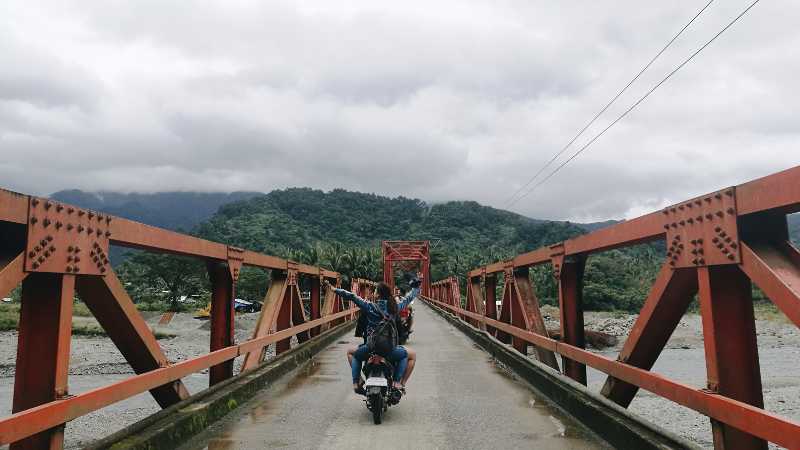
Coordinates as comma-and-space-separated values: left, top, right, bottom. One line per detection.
86, 321, 356, 450
423, 301, 700, 450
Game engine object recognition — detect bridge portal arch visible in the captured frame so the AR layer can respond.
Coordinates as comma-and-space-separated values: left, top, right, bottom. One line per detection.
381, 240, 431, 297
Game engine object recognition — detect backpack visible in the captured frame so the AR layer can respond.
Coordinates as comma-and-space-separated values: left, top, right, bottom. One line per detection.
355, 311, 367, 338
366, 308, 398, 356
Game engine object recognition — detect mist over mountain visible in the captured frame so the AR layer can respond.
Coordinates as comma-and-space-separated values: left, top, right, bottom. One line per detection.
49, 190, 262, 231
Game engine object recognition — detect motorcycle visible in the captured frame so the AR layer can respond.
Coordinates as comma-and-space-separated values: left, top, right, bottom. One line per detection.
397, 304, 413, 345
362, 353, 403, 424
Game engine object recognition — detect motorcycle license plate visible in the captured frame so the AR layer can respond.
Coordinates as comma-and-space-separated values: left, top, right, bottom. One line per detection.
365, 377, 388, 387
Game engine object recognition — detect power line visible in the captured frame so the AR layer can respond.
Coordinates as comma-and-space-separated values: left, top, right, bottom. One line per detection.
503, 0, 716, 208
508, 0, 761, 208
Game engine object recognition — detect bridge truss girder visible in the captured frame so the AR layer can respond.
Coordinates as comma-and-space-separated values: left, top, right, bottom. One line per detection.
382, 240, 431, 296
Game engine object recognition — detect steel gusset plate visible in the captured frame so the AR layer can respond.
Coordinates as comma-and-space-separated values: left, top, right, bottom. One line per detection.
663, 188, 740, 268
25, 198, 111, 275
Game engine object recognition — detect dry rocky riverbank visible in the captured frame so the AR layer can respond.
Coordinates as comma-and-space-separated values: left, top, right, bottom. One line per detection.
534, 305, 800, 449
0, 306, 796, 449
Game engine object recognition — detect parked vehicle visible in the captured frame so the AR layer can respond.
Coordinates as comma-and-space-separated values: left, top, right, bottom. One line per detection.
234, 298, 262, 313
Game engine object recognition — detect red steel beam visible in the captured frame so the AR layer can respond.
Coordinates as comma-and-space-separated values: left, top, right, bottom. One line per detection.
485, 275, 498, 336
241, 272, 289, 371
739, 241, 800, 328
600, 264, 698, 406
513, 269, 559, 370
558, 257, 586, 384
736, 165, 800, 215
75, 271, 189, 407
309, 277, 321, 337
207, 262, 235, 386
0, 253, 27, 300
12, 273, 74, 450
0, 189, 338, 277
0, 308, 356, 446
422, 297, 800, 449
468, 165, 800, 277
0, 189, 28, 225
698, 266, 766, 450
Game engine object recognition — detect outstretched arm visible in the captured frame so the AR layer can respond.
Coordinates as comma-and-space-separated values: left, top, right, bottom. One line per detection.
398, 287, 420, 310
326, 281, 369, 310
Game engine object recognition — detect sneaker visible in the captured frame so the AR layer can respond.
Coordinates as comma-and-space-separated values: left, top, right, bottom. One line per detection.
354, 386, 366, 396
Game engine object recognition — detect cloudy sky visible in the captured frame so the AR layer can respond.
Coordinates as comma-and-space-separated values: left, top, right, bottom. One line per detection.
0, 0, 797, 221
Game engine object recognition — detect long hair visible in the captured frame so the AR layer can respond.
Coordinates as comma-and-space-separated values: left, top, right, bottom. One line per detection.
375, 281, 397, 316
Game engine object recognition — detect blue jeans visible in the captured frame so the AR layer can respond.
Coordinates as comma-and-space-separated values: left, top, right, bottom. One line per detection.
352, 344, 408, 384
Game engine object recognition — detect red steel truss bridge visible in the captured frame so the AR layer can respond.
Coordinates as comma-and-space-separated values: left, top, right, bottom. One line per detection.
0, 165, 798, 449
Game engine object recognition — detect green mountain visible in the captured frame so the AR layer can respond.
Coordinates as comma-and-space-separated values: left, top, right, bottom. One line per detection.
53, 187, 798, 312
194, 188, 667, 311
195, 188, 585, 276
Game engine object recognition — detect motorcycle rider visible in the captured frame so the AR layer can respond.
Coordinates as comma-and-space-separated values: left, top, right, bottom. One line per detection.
327, 277, 420, 394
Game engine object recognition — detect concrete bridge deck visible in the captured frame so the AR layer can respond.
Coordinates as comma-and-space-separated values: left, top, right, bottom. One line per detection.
179, 302, 604, 449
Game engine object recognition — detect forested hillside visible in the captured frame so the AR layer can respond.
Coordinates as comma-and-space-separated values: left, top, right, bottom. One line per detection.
195, 188, 584, 278
57, 187, 798, 313
193, 188, 663, 311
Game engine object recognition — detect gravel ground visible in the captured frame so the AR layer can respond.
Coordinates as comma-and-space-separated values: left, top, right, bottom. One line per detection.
0, 307, 796, 449
0, 310, 278, 449
536, 305, 800, 449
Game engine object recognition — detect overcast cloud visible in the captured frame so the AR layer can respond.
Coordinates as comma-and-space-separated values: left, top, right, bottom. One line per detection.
0, 0, 798, 221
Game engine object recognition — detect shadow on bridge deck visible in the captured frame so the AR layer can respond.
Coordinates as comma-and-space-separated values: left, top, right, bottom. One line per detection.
179, 302, 605, 450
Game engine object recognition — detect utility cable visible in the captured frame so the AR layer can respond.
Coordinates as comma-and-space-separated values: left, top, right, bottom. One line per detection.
508, 0, 761, 208
504, 0, 715, 207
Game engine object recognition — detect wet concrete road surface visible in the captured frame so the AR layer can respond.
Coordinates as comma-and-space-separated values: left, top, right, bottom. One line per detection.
182, 302, 606, 450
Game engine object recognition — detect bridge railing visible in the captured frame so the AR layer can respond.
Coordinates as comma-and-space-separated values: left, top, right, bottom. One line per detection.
0, 189, 356, 448
425, 165, 800, 450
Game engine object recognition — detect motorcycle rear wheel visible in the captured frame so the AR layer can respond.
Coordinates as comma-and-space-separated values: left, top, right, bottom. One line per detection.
370, 393, 384, 424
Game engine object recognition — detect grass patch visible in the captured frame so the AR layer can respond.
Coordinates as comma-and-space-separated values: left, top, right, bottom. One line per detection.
0, 303, 176, 339
71, 324, 107, 337
73, 301, 93, 317
753, 301, 790, 324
